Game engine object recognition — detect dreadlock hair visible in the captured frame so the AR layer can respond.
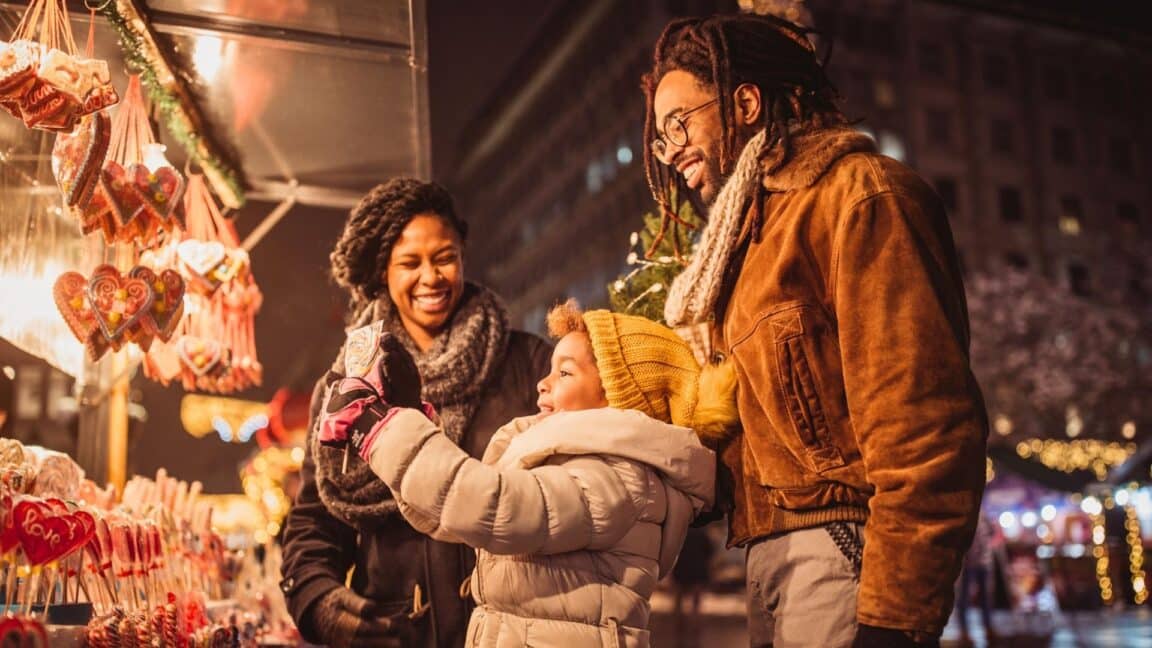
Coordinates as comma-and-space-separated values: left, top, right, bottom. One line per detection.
642, 13, 844, 225
330, 178, 468, 317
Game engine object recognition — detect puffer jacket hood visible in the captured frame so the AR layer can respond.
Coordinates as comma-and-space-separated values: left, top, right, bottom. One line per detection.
497, 408, 715, 509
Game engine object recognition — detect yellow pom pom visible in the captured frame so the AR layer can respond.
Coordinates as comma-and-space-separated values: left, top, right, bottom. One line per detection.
691, 360, 740, 447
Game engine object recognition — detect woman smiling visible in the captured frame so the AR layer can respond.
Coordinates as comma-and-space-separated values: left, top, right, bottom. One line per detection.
280, 178, 550, 648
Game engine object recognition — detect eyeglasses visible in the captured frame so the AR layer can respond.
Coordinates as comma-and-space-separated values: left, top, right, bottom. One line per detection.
650, 98, 719, 162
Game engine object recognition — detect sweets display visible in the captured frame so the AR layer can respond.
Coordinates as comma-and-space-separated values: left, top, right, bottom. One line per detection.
0, 440, 276, 647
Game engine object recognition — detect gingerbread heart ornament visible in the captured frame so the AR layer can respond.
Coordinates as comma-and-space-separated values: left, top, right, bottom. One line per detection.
52, 111, 110, 206
133, 164, 185, 223
178, 239, 227, 277
153, 269, 186, 341
87, 267, 154, 342
74, 181, 118, 242
53, 271, 97, 344
100, 160, 147, 231
129, 266, 185, 342
178, 336, 223, 377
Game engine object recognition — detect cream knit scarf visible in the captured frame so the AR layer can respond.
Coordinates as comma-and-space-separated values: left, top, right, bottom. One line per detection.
664, 128, 770, 327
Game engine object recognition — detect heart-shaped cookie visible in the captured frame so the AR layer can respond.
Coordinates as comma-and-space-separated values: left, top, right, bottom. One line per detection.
56, 511, 93, 561
100, 160, 147, 231
72, 181, 117, 242
13, 499, 70, 565
53, 271, 97, 343
177, 239, 227, 277
132, 163, 185, 223
178, 336, 223, 377
52, 111, 111, 206
87, 267, 154, 342
152, 269, 186, 341
125, 265, 160, 345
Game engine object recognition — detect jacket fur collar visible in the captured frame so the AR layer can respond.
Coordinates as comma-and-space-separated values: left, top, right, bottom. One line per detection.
760, 125, 876, 192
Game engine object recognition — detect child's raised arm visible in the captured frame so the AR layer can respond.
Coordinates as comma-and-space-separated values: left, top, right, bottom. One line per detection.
365, 409, 649, 556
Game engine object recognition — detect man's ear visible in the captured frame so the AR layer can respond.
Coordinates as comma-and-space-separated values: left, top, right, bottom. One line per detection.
733, 83, 762, 126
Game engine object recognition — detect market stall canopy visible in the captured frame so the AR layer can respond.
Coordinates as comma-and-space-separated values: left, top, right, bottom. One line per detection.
136, 0, 431, 206
0, 0, 430, 379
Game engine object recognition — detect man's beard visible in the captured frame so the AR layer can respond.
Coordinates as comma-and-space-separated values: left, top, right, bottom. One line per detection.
685, 168, 732, 218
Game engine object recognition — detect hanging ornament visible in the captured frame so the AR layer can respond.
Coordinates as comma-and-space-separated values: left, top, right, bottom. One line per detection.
0, 0, 118, 131
66, 74, 184, 246
139, 173, 261, 393
51, 263, 186, 362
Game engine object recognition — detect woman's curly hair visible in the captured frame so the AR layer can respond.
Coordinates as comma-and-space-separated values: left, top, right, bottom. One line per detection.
330, 178, 468, 316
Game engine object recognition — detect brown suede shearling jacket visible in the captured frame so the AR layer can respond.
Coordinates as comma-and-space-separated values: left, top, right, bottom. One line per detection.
713, 127, 988, 635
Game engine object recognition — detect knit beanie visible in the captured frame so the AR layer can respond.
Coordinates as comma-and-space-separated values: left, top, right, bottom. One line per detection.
582, 310, 729, 432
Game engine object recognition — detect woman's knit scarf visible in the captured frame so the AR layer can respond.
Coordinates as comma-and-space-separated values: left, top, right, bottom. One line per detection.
313, 282, 511, 528
664, 128, 770, 328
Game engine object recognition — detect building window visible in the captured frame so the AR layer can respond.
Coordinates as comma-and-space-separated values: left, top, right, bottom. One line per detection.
989, 118, 1014, 155
1108, 137, 1133, 174
925, 108, 953, 147
1051, 126, 1076, 164
1067, 262, 1091, 296
1058, 195, 1083, 235
1005, 251, 1030, 269
934, 176, 958, 213
982, 52, 1010, 89
998, 186, 1023, 222
918, 41, 945, 76
1043, 66, 1067, 100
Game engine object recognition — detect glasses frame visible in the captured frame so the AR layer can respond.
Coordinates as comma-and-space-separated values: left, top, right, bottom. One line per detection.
650, 97, 719, 161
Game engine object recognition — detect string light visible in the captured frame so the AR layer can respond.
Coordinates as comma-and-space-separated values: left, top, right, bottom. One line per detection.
1091, 508, 1114, 605
1125, 504, 1147, 605
1016, 438, 1137, 480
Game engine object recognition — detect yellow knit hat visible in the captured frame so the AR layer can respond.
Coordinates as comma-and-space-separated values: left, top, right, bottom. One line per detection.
582, 310, 736, 434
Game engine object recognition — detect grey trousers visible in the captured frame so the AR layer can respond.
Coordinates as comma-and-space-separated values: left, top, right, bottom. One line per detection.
746, 523, 863, 648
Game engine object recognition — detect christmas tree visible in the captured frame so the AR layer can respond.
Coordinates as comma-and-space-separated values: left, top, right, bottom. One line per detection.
607, 198, 704, 322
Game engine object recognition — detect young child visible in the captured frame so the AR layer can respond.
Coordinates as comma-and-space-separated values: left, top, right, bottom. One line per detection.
318, 301, 736, 647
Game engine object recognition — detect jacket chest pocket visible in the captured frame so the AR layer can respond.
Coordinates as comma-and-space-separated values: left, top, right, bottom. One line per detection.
733, 304, 847, 476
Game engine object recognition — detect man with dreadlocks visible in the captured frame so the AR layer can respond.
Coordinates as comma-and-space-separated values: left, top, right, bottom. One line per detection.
644, 13, 988, 648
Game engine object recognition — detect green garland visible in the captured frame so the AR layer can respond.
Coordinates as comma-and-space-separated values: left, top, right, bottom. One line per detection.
607, 199, 704, 322
100, 0, 246, 207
